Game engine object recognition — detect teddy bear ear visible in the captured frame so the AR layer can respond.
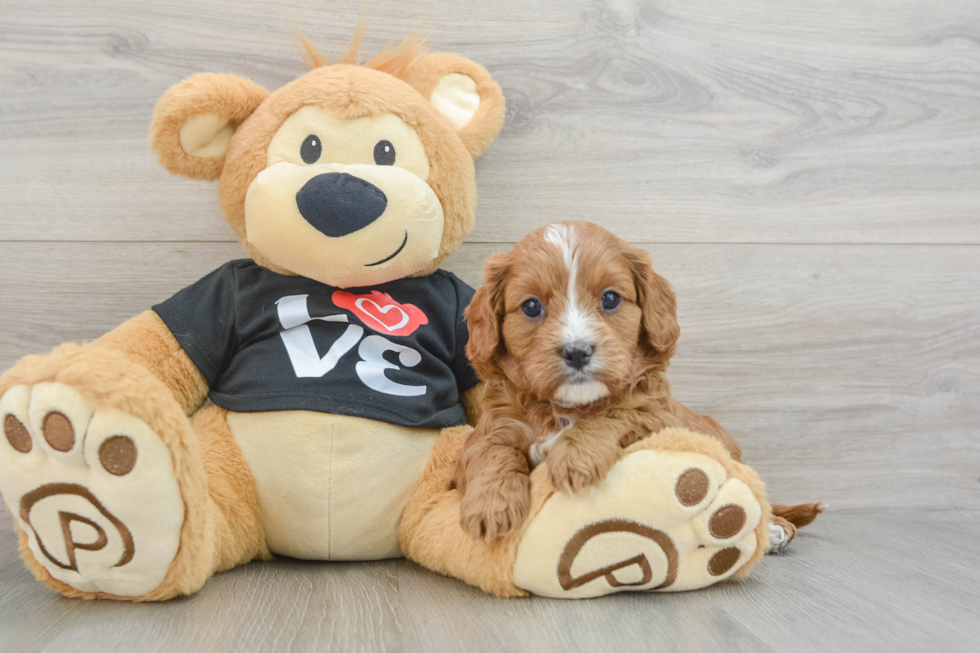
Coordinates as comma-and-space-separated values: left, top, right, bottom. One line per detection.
405, 53, 506, 158
149, 73, 269, 181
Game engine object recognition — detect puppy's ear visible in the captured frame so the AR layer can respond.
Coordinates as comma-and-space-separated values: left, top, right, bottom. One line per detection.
625, 246, 680, 359
465, 253, 511, 378
405, 53, 506, 158
150, 73, 269, 181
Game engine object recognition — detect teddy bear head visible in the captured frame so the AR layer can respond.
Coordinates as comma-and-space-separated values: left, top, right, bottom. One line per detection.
149, 30, 505, 288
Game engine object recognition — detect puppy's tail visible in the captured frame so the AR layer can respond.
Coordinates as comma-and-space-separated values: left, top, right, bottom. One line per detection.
772, 502, 824, 528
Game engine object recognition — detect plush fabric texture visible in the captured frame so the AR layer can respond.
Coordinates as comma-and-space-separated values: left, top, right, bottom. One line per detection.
400, 426, 528, 597
1, 32, 510, 601
293, 23, 426, 79
228, 410, 440, 560
148, 51, 505, 286
513, 446, 763, 597
2, 383, 185, 597
150, 74, 269, 181
243, 160, 446, 287
405, 53, 507, 158
191, 404, 271, 573
429, 73, 481, 131
207, 62, 497, 282
0, 341, 215, 600
0, 341, 273, 601
1, 29, 795, 603
95, 311, 208, 415
400, 427, 771, 598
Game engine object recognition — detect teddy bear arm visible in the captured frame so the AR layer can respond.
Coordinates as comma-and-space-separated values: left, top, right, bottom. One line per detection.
94, 310, 209, 416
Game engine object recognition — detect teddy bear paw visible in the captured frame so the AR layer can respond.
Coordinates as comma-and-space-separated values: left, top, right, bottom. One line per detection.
512, 443, 765, 598
0, 382, 184, 597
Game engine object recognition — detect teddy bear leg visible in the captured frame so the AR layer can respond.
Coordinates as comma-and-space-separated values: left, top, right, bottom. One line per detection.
512, 427, 772, 598
402, 426, 773, 599
399, 426, 528, 597
0, 344, 223, 601
190, 404, 270, 573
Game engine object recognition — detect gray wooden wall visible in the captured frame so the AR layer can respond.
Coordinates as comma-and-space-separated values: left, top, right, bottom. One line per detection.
1, 0, 978, 513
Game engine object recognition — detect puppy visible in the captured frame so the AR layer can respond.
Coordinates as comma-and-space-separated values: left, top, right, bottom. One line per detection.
456, 221, 816, 542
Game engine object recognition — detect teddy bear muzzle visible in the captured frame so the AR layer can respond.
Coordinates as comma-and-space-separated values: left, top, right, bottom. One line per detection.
244, 161, 445, 288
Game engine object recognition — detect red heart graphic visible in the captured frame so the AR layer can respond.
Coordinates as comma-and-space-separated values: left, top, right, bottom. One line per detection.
332, 290, 429, 337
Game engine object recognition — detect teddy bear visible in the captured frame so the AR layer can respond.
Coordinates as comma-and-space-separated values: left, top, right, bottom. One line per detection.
0, 28, 793, 601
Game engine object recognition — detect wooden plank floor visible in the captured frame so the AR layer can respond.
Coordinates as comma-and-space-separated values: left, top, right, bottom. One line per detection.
1, 0, 979, 650
2, 512, 979, 652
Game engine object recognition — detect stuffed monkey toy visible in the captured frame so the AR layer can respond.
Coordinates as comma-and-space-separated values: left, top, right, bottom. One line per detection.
0, 28, 788, 601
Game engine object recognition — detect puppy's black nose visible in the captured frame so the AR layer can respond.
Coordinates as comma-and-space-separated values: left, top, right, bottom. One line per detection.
561, 343, 593, 370
295, 172, 388, 238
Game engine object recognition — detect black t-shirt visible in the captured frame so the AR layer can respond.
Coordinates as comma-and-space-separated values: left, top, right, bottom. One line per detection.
153, 260, 480, 429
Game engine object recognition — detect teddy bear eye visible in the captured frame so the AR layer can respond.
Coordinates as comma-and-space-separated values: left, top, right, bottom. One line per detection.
521, 298, 544, 319
300, 135, 322, 164
373, 140, 396, 165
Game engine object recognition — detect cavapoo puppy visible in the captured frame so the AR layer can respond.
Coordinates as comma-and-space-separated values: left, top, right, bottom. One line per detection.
455, 221, 816, 543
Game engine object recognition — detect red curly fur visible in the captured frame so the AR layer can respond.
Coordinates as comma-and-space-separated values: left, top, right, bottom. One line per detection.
455, 222, 754, 541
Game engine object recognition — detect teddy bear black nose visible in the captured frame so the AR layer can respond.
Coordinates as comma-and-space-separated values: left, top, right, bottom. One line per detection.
295, 172, 388, 238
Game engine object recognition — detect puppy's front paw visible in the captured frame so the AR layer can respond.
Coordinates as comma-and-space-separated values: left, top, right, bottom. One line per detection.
459, 473, 531, 542
547, 440, 615, 494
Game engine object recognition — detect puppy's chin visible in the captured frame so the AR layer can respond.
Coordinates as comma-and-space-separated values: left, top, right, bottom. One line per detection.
553, 380, 610, 407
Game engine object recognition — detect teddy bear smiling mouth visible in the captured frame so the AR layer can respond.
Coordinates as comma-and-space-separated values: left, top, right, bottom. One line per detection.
365, 230, 408, 267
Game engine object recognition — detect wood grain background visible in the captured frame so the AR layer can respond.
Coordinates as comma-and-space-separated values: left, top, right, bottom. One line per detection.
2, 0, 976, 511
1, 1, 979, 648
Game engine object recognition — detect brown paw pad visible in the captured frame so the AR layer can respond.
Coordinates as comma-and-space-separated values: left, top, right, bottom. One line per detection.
42, 412, 75, 452
4, 414, 32, 453
708, 504, 747, 539
708, 547, 741, 576
99, 436, 138, 476
675, 468, 709, 506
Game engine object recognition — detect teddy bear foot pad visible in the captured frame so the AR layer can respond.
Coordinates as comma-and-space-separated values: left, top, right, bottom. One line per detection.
513, 446, 764, 598
0, 382, 184, 597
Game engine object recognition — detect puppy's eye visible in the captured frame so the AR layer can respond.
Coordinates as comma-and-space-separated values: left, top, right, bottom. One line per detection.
601, 290, 621, 313
374, 140, 396, 165
521, 298, 544, 319
300, 135, 322, 164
